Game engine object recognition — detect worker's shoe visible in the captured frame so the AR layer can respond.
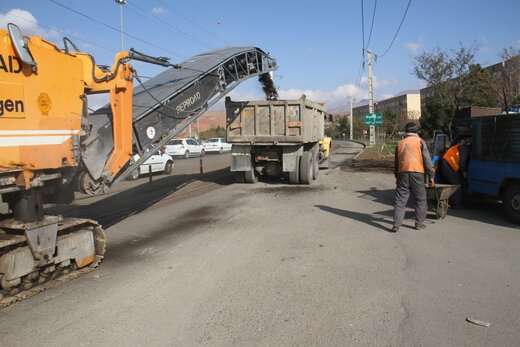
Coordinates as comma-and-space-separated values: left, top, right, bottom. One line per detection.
415, 223, 426, 230
390, 226, 399, 233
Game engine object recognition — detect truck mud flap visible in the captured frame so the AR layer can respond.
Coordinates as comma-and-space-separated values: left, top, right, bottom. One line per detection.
231, 146, 252, 172
282, 146, 303, 172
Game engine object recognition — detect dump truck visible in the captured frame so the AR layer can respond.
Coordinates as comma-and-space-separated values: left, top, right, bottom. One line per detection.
226, 96, 325, 184
0, 23, 276, 304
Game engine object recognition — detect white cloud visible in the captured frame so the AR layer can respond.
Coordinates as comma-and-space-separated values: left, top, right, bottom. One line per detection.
212, 75, 399, 112
151, 6, 168, 15
279, 83, 365, 105
405, 42, 421, 54
212, 84, 365, 112
0, 9, 60, 39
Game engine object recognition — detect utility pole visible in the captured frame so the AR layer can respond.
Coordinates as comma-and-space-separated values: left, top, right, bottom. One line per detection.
115, 0, 127, 51
349, 95, 354, 140
367, 49, 376, 146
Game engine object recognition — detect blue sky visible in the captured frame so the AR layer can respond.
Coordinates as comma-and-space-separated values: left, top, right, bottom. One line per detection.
1, 0, 519, 110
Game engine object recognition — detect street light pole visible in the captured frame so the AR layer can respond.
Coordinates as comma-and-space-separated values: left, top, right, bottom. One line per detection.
366, 50, 376, 146
115, 0, 127, 51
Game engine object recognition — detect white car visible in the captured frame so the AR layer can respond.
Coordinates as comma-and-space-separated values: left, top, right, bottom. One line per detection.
202, 138, 232, 153
165, 138, 205, 158
129, 151, 174, 180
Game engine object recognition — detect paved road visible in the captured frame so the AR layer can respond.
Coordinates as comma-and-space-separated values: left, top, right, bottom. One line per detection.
1, 142, 519, 346
49, 153, 233, 226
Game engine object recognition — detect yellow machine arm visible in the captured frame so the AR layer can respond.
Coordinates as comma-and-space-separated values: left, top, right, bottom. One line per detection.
79, 50, 135, 182
0, 24, 170, 196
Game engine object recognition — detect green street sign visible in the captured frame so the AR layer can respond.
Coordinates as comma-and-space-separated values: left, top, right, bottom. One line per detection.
364, 112, 383, 125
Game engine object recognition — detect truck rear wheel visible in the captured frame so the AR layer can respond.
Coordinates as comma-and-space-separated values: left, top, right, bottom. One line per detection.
243, 166, 258, 184
300, 150, 313, 185
312, 145, 319, 180
288, 156, 300, 184
503, 184, 520, 224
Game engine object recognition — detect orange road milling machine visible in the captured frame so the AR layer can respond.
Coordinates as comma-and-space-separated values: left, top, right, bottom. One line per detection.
0, 23, 276, 304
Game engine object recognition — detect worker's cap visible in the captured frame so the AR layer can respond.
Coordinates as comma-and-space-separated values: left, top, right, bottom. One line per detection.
405, 122, 420, 133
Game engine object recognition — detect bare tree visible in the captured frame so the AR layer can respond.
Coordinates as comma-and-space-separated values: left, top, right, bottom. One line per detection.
414, 45, 496, 135
492, 47, 520, 112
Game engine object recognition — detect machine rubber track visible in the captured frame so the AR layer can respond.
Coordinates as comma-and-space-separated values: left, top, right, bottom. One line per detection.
0, 218, 106, 309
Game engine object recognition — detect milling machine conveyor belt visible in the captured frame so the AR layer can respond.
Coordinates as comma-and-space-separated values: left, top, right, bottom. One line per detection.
83, 47, 277, 184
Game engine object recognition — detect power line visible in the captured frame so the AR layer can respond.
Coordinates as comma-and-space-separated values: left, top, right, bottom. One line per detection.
11, 4, 222, 81
378, 0, 412, 58
47, 0, 183, 58
366, 0, 377, 49
126, 1, 214, 52
7, 11, 118, 54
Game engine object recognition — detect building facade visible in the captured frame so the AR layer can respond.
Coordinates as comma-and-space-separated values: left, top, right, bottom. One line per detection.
352, 92, 421, 124
420, 55, 520, 112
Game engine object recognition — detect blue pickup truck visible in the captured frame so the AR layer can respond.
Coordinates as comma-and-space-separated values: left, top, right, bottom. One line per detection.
468, 114, 520, 223
433, 113, 520, 223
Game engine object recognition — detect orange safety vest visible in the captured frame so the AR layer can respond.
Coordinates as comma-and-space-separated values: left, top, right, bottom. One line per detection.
397, 135, 425, 173
443, 144, 461, 172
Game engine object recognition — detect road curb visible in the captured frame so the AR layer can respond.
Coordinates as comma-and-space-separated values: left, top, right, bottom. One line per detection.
350, 140, 367, 160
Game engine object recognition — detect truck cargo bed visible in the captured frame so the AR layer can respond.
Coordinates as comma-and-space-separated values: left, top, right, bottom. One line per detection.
226, 96, 325, 144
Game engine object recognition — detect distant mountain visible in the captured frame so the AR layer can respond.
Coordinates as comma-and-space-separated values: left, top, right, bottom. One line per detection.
178, 111, 226, 138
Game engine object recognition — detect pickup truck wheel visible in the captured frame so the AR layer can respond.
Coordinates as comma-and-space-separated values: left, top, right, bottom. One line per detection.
503, 185, 520, 224
289, 156, 300, 184
243, 167, 258, 184
164, 161, 173, 175
184, 150, 190, 159
300, 150, 313, 185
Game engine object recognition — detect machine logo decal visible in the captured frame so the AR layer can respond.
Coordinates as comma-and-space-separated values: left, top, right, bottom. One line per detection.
146, 126, 156, 139
37, 93, 52, 115
176, 91, 201, 113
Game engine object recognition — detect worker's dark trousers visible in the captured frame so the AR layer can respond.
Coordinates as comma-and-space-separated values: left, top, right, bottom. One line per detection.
394, 172, 427, 227
439, 159, 463, 208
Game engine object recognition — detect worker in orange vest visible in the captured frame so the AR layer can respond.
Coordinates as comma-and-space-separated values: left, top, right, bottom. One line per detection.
392, 122, 434, 232
439, 137, 471, 208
